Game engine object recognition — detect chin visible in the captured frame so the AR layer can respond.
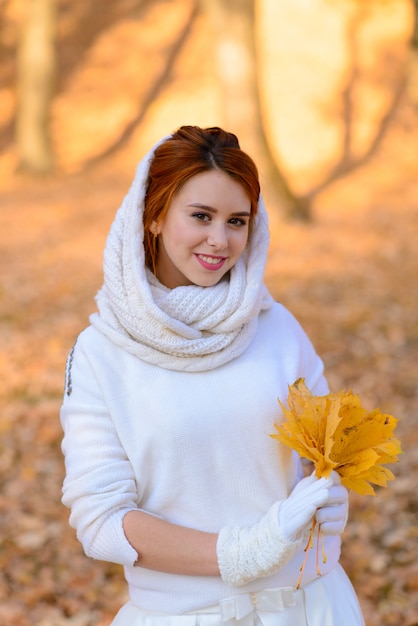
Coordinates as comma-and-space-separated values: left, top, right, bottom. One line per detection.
195, 272, 230, 287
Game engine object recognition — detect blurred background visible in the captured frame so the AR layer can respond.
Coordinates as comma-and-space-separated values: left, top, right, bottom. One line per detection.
0, 0, 417, 624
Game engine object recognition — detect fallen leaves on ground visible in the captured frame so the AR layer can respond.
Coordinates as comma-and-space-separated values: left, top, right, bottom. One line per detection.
1, 103, 417, 626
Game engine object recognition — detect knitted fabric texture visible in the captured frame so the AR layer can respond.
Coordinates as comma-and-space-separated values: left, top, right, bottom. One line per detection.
216, 502, 301, 587
90, 137, 274, 372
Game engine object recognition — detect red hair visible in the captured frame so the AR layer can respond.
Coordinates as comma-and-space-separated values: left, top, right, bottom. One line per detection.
143, 126, 260, 272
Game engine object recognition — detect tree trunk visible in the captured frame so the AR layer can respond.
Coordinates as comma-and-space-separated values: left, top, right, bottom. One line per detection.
407, 0, 418, 107
201, 0, 310, 220
412, 0, 418, 48
16, 0, 56, 173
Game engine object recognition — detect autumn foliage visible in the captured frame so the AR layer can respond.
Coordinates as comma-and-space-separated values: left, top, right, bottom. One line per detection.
272, 378, 402, 496
271, 378, 402, 587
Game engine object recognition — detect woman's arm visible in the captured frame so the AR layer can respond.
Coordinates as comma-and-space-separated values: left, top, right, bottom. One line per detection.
123, 474, 333, 586
123, 510, 219, 575
62, 336, 221, 574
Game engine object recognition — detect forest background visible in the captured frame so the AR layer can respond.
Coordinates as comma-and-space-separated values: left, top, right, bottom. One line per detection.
0, 0, 417, 624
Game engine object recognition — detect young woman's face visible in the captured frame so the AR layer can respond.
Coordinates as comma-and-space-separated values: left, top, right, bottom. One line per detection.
152, 170, 251, 289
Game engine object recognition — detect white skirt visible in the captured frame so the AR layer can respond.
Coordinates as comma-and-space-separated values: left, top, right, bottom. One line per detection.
110, 565, 365, 626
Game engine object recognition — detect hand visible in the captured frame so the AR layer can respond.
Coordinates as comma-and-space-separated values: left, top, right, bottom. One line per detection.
216, 473, 333, 586
315, 471, 349, 535
278, 473, 333, 540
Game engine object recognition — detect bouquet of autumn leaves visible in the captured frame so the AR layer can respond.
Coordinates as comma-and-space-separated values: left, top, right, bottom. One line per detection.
271, 378, 402, 586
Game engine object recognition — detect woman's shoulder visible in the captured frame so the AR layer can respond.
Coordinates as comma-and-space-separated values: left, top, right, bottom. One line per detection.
257, 300, 327, 392
260, 300, 305, 330
258, 300, 318, 350
64, 325, 125, 380
70, 324, 119, 355
63, 325, 139, 402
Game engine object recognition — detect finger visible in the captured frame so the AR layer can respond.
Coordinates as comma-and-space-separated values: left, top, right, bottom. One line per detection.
291, 473, 319, 495
300, 475, 333, 494
320, 520, 346, 535
330, 470, 341, 486
293, 489, 331, 517
317, 503, 348, 535
316, 503, 347, 524
293, 474, 333, 495
317, 475, 334, 489
324, 485, 348, 506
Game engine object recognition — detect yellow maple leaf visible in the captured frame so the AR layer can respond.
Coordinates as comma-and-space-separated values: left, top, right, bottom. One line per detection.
271, 378, 402, 495
270, 378, 402, 587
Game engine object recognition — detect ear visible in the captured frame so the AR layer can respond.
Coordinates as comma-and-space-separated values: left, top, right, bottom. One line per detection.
149, 220, 161, 235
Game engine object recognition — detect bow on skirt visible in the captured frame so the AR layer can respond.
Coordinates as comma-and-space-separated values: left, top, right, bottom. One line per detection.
218, 587, 305, 625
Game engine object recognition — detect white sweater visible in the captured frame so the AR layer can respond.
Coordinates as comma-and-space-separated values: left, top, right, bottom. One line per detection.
61, 302, 341, 613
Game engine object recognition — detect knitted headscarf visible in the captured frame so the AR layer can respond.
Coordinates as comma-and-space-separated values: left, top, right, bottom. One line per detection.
90, 135, 274, 372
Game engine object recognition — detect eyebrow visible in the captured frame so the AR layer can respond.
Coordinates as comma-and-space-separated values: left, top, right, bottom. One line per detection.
187, 203, 251, 217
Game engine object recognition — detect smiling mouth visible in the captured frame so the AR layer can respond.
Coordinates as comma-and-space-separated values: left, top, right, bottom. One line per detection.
195, 254, 227, 270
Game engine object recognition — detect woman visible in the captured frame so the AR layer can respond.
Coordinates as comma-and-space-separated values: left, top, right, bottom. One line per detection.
61, 126, 365, 625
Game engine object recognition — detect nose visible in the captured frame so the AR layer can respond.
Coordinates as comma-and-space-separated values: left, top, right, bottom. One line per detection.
207, 223, 227, 249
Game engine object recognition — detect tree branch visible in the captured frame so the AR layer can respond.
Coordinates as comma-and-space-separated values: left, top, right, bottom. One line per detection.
82, 1, 200, 170
302, 6, 407, 202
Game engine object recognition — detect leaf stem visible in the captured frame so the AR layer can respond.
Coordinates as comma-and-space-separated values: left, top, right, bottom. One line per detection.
315, 523, 322, 575
295, 518, 316, 589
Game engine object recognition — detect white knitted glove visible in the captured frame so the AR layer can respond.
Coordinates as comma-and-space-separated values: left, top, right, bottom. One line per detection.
316, 471, 349, 535
216, 475, 332, 587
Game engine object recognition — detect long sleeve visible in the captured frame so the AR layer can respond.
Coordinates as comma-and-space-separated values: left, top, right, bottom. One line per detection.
61, 340, 139, 566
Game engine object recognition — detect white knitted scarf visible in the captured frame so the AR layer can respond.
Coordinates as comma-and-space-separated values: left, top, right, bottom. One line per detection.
90, 137, 274, 372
